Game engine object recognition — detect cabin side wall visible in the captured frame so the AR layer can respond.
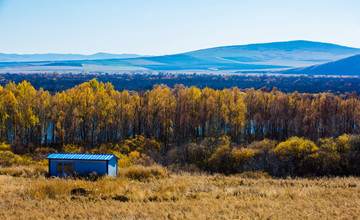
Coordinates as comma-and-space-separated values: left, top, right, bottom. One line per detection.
107, 157, 118, 177
49, 159, 107, 177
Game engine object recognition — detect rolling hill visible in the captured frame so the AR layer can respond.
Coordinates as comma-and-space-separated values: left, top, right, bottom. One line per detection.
1, 40, 360, 72
117, 40, 360, 71
184, 40, 360, 65
281, 54, 360, 76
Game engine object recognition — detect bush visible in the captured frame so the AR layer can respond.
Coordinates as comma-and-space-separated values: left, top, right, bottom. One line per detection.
275, 137, 318, 160
90, 144, 111, 154
62, 144, 84, 153
113, 152, 132, 168
128, 151, 154, 166
0, 151, 35, 167
33, 147, 57, 161
123, 135, 161, 153
248, 139, 277, 154
299, 151, 341, 176
185, 143, 212, 169
0, 142, 11, 151
208, 145, 233, 173
335, 134, 352, 154
110, 150, 155, 168
232, 148, 256, 169
274, 137, 319, 176
208, 145, 255, 174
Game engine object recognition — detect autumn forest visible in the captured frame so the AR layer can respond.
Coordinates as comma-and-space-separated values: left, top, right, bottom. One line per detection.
1, 79, 360, 177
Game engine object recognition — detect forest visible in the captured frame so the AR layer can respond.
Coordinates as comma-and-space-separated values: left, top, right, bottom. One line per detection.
2, 72, 360, 94
1, 79, 360, 177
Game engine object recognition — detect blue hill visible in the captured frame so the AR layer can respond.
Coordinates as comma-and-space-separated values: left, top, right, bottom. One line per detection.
281, 54, 360, 76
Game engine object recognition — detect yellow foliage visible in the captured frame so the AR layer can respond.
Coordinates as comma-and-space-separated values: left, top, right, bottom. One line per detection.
62, 144, 83, 153
208, 145, 255, 173
111, 150, 155, 168
318, 137, 337, 151
232, 148, 255, 167
37, 159, 49, 166
118, 156, 132, 168
90, 144, 109, 154
0, 150, 35, 166
335, 134, 352, 153
123, 135, 161, 153
218, 135, 231, 146
0, 142, 11, 151
248, 139, 277, 154
275, 137, 318, 159
109, 151, 132, 168
129, 151, 154, 166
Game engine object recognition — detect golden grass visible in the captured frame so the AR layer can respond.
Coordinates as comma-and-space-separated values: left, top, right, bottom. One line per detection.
118, 165, 169, 181
0, 166, 359, 219
0, 165, 47, 178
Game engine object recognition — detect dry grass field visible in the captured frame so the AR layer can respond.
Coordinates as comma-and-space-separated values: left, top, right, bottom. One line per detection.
0, 166, 359, 219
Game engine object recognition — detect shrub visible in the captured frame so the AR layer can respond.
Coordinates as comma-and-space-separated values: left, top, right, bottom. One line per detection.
113, 152, 132, 168
0, 142, 11, 151
208, 145, 233, 173
248, 139, 277, 154
0, 151, 35, 167
123, 135, 161, 153
128, 151, 155, 166
232, 148, 256, 171
33, 147, 57, 161
185, 143, 212, 169
208, 145, 255, 174
335, 134, 352, 154
90, 144, 111, 154
37, 159, 49, 166
62, 144, 83, 153
299, 151, 341, 176
275, 137, 318, 160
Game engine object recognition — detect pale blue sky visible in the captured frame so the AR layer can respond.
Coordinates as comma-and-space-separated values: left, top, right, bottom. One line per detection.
0, 0, 359, 55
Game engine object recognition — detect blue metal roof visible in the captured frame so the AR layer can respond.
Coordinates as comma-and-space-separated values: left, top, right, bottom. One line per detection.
46, 153, 119, 161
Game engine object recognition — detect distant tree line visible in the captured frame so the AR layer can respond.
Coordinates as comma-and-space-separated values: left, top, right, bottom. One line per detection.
2, 72, 360, 94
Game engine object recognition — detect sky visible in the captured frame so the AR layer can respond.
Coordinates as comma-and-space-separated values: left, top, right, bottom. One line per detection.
0, 0, 360, 55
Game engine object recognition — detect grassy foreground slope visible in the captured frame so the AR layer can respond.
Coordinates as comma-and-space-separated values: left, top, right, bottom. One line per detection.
0, 166, 359, 219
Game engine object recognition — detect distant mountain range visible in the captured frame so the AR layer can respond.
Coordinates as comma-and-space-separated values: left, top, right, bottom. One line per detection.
281, 54, 360, 76
0, 53, 142, 62
1, 40, 360, 74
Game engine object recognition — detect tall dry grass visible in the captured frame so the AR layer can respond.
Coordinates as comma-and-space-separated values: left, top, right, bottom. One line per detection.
118, 165, 169, 181
0, 165, 359, 219
0, 165, 47, 178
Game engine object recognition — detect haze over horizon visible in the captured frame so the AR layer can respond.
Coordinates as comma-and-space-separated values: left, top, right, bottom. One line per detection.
1, 0, 360, 55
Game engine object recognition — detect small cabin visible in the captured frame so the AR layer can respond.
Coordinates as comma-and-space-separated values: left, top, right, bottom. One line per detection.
46, 153, 119, 177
